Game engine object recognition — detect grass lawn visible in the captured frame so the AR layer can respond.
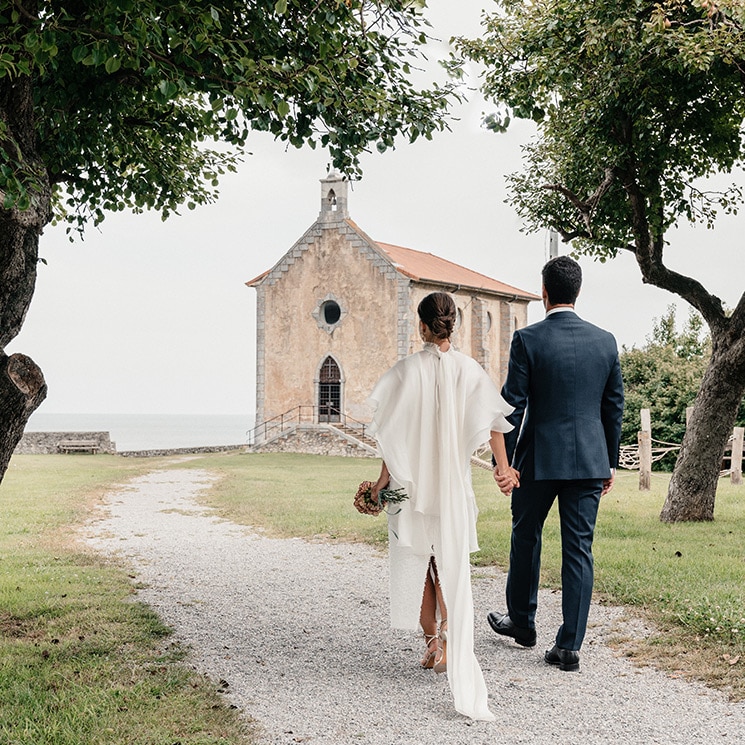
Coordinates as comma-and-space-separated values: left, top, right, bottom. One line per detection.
0, 454, 255, 745
178, 451, 745, 699
2, 447, 743, 745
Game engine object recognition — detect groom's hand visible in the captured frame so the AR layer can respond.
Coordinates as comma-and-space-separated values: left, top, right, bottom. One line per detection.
601, 470, 615, 497
494, 467, 519, 496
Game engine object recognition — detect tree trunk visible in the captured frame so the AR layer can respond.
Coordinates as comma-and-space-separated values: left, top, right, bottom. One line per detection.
617, 167, 745, 521
0, 352, 47, 482
661, 332, 745, 521
0, 58, 52, 484
0, 218, 47, 485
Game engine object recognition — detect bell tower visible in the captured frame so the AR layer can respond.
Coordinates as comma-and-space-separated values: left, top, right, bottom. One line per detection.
319, 171, 349, 221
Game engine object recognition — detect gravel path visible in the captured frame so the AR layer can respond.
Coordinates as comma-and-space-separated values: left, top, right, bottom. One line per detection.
84, 467, 745, 745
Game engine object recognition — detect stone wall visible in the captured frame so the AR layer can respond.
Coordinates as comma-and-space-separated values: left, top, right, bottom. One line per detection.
15, 431, 115, 455
118, 445, 245, 458
14, 432, 247, 458
250, 424, 376, 458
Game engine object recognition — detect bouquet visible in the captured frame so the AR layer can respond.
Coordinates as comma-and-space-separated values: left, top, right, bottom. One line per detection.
354, 481, 408, 516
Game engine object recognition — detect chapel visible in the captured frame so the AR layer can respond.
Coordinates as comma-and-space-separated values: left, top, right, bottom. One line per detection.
247, 173, 539, 455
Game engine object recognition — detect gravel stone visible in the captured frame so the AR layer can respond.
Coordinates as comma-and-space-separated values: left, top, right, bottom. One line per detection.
83, 468, 745, 744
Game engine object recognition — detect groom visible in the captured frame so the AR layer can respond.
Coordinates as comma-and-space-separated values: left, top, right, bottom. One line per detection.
490, 256, 624, 671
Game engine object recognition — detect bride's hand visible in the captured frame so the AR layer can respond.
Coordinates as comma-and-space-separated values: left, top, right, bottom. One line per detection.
372, 462, 391, 501
371, 476, 389, 501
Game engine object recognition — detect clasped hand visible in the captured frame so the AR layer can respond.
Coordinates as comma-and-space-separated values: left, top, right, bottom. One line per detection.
493, 466, 520, 496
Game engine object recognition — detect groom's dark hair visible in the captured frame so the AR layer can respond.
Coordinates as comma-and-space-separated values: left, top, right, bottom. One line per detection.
542, 256, 582, 305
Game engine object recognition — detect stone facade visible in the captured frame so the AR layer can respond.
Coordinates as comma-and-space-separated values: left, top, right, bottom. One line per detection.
253, 221, 401, 427
247, 174, 537, 447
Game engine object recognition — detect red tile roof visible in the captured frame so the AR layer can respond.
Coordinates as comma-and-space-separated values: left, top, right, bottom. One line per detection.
246, 268, 270, 287
374, 241, 539, 300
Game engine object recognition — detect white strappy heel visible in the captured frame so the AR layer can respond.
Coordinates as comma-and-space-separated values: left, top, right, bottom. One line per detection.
434, 619, 447, 674
421, 633, 440, 669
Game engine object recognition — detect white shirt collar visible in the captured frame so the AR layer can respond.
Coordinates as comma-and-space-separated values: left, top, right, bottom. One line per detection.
546, 307, 576, 317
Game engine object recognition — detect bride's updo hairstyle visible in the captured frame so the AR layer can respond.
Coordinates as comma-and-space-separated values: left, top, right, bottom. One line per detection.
418, 292, 456, 340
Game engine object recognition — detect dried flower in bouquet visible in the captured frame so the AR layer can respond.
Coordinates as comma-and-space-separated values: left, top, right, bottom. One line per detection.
353, 481, 408, 516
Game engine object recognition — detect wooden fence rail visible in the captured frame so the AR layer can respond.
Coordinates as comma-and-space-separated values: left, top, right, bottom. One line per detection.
629, 409, 744, 490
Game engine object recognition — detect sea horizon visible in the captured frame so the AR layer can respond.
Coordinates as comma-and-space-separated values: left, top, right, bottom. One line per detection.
25, 412, 255, 451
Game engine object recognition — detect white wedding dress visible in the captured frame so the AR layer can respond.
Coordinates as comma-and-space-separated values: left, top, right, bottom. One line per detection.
367, 343, 513, 722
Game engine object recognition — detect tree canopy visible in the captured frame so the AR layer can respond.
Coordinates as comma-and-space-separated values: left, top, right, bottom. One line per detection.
456, 0, 745, 266
1, 0, 454, 236
456, 0, 745, 520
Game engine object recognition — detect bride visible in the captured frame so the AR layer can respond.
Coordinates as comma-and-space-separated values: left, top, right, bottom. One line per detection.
368, 291, 518, 721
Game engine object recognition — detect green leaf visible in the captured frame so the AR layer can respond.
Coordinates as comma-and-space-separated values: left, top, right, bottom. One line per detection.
158, 80, 178, 99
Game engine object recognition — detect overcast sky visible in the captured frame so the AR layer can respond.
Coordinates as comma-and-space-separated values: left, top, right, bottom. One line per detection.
8, 1, 744, 418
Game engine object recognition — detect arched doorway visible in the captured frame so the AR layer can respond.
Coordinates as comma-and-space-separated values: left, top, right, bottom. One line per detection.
318, 356, 341, 422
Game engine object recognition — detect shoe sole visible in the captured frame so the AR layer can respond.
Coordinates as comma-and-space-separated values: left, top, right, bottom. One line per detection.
487, 616, 537, 648
545, 656, 580, 672
501, 630, 536, 648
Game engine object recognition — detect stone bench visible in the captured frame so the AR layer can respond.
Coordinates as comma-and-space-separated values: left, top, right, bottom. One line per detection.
57, 439, 100, 454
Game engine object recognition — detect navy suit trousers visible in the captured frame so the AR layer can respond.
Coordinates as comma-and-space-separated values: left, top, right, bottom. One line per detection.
506, 478, 602, 651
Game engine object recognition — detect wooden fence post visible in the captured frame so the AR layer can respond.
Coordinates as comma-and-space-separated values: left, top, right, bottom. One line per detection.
639, 408, 652, 491
731, 427, 744, 486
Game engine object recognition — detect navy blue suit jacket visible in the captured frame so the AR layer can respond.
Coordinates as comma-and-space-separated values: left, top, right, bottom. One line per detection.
502, 311, 624, 481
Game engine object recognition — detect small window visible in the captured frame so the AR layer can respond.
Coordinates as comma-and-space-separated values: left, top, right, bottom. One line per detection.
486, 311, 493, 332
312, 293, 346, 334
322, 300, 341, 325
455, 308, 463, 329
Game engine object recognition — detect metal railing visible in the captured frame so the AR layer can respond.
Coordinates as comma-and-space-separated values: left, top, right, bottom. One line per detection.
248, 405, 374, 446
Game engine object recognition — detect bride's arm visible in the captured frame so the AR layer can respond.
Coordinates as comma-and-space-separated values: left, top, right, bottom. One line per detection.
489, 430, 520, 494
371, 461, 391, 500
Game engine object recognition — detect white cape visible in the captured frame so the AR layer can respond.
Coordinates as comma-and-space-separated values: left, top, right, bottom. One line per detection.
367, 343, 513, 722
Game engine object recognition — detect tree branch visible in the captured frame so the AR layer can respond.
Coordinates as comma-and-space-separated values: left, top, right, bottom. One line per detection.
542, 167, 614, 238
12, 1, 37, 24
620, 168, 728, 333
542, 183, 586, 211
554, 226, 590, 242
730, 290, 745, 337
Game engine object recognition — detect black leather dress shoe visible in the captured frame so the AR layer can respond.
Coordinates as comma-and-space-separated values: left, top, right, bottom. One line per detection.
544, 644, 580, 672
486, 611, 537, 647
